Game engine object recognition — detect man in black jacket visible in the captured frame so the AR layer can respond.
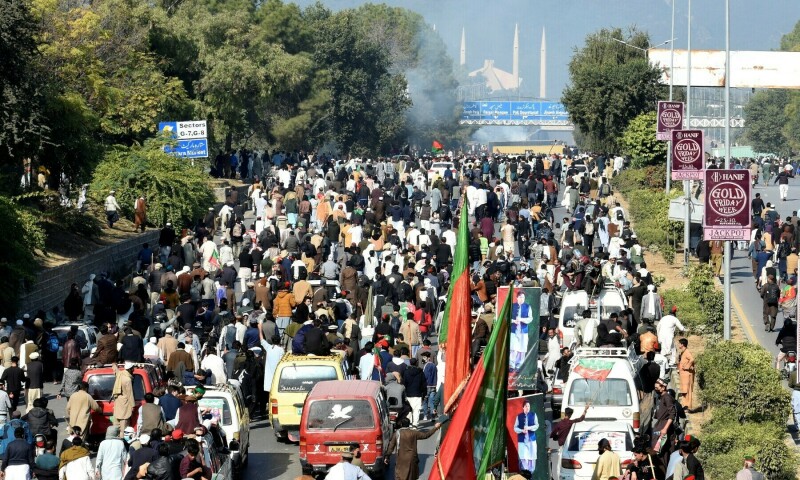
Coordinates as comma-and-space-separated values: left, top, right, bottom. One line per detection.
402, 358, 427, 426
119, 328, 144, 362
22, 398, 57, 440
303, 319, 329, 356
1, 427, 33, 476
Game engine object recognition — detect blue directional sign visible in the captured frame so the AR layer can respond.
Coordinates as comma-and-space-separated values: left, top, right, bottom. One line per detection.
164, 139, 209, 159
459, 101, 571, 126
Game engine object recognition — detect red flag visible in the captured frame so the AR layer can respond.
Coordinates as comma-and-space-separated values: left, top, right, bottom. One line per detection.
443, 270, 472, 411
432, 140, 444, 151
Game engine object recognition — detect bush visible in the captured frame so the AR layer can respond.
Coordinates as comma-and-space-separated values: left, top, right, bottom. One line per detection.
699, 408, 795, 480
620, 111, 668, 168
0, 197, 45, 316
611, 165, 667, 194
696, 341, 790, 424
90, 136, 214, 228
661, 288, 704, 329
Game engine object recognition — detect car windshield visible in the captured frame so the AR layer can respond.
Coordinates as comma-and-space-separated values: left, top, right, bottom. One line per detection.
87, 373, 146, 401
279, 366, 338, 393
306, 400, 375, 430
560, 306, 586, 328
568, 430, 631, 452
198, 396, 233, 426
568, 378, 632, 407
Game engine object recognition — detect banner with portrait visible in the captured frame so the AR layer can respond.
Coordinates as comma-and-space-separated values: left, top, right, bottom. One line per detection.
497, 286, 541, 390
505, 393, 548, 479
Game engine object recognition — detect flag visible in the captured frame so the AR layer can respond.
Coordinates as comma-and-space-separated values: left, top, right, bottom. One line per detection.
431, 285, 512, 480
442, 246, 472, 411
432, 140, 444, 153
439, 199, 470, 345
208, 248, 220, 269
573, 358, 615, 381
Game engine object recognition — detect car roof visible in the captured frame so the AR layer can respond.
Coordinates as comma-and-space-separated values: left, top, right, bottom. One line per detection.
279, 352, 345, 364
83, 363, 157, 375
308, 380, 382, 399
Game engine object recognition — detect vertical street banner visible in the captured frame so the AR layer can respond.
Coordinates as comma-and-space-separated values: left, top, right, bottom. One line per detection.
671, 130, 705, 180
657, 101, 684, 140
703, 169, 752, 240
505, 394, 548, 479
497, 286, 541, 390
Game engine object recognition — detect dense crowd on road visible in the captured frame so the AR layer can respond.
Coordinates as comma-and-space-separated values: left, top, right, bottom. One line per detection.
4, 150, 776, 480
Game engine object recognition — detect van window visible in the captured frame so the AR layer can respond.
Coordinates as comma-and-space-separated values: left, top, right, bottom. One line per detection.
568, 379, 632, 406
198, 396, 233, 426
306, 400, 375, 430
279, 366, 338, 393
561, 306, 585, 328
88, 374, 146, 401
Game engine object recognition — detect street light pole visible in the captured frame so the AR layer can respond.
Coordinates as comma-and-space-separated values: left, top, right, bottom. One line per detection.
684, 0, 692, 266
666, 0, 676, 194
723, 0, 732, 339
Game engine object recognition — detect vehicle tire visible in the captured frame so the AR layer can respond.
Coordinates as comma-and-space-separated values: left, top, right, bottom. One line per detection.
275, 429, 288, 442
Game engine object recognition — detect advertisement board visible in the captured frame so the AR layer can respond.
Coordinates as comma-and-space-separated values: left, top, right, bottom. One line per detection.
657, 101, 684, 140
671, 130, 704, 180
703, 169, 751, 240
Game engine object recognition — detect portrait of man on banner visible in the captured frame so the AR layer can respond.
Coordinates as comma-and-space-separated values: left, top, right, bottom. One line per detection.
497, 286, 541, 390
506, 394, 548, 479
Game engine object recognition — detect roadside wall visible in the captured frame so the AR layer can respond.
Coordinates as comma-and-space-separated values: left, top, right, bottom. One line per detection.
16, 231, 159, 317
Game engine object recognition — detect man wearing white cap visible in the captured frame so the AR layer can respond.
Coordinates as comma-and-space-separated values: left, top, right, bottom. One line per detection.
26, 352, 44, 411
157, 328, 178, 364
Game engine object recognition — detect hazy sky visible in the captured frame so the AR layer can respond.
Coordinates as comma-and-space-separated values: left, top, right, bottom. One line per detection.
292, 0, 799, 100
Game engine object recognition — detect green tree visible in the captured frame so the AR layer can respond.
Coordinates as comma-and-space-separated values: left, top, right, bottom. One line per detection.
561, 27, 665, 152
90, 136, 214, 227
0, 197, 45, 316
743, 90, 790, 155
0, 0, 49, 193
620, 111, 667, 167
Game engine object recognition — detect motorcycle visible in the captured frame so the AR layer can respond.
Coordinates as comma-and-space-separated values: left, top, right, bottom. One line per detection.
781, 350, 797, 380
34, 434, 47, 458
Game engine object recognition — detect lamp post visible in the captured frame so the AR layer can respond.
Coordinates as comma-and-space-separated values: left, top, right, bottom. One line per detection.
667, 0, 676, 194
684, 0, 692, 266
723, 0, 732, 340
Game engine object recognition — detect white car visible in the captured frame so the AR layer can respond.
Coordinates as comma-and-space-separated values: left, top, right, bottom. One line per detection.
427, 162, 457, 183
189, 383, 251, 477
52, 324, 99, 360
553, 421, 635, 480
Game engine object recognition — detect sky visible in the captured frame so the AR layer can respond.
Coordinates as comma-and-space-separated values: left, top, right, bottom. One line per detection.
291, 0, 800, 100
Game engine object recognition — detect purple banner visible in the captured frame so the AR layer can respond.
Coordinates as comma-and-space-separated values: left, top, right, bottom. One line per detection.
703, 169, 751, 241
671, 129, 704, 180
657, 101, 684, 141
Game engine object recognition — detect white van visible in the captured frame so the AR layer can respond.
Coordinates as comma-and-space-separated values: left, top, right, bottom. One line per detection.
190, 383, 251, 475
558, 286, 628, 347
562, 347, 642, 432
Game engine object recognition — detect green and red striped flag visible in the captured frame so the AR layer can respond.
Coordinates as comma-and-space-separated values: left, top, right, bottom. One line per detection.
432, 140, 444, 153
431, 284, 512, 480
573, 358, 615, 381
439, 199, 470, 346
208, 248, 221, 269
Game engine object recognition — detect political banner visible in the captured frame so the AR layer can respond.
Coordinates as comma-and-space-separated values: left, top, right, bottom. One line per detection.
703, 169, 751, 240
497, 286, 541, 390
657, 101, 684, 140
671, 129, 704, 180
505, 394, 548, 479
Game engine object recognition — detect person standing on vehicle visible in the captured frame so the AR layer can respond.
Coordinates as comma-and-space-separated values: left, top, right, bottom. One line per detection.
111, 362, 135, 434
384, 418, 442, 480
592, 438, 621, 480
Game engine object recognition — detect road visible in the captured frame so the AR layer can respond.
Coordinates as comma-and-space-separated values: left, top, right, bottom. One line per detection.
728, 177, 800, 358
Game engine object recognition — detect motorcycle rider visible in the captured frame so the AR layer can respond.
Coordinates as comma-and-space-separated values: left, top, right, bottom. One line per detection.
775, 318, 797, 370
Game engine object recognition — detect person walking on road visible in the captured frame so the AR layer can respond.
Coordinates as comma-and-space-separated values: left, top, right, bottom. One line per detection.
1, 356, 26, 411
65, 382, 100, 441
95, 425, 126, 480
677, 338, 696, 412
384, 418, 442, 480
774, 166, 793, 201
325, 448, 370, 480
760, 274, 781, 332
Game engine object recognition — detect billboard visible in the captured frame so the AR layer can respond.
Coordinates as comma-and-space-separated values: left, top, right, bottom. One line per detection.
460, 101, 570, 126
671, 130, 704, 180
649, 49, 800, 89
497, 286, 541, 390
703, 169, 751, 241
657, 101, 684, 141
505, 394, 548, 479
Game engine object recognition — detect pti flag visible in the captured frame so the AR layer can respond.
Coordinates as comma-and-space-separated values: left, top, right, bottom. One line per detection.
431, 284, 511, 480
432, 140, 444, 153
441, 200, 472, 411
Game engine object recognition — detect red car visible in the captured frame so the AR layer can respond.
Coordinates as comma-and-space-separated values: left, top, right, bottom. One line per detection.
82, 363, 165, 445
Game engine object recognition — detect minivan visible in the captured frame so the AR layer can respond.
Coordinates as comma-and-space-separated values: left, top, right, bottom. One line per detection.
269, 352, 349, 442
299, 380, 391, 477
188, 383, 250, 477
562, 347, 642, 432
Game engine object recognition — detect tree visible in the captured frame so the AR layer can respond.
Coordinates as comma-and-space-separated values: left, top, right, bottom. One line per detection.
561, 27, 665, 152
743, 90, 790, 155
0, 0, 49, 193
620, 111, 667, 167
90, 136, 214, 227
0, 197, 45, 316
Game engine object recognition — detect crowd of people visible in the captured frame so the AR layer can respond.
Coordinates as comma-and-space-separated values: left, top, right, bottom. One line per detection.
7, 150, 780, 480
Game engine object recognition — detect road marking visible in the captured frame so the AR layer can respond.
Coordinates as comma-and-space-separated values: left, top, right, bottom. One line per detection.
731, 287, 757, 343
